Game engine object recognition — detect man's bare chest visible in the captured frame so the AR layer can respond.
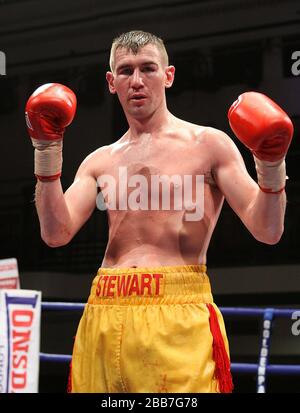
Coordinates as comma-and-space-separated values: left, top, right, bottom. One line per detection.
106, 144, 211, 179
96, 145, 217, 219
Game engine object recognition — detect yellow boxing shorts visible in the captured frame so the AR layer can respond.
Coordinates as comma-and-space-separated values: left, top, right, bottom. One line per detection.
69, 265, 233, 393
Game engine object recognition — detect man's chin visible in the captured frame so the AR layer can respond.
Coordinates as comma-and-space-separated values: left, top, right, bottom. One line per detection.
128, 107, 151, 120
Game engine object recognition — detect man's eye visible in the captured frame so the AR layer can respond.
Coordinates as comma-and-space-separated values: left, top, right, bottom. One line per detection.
142, 67, 155, 72
119, 68, 132, 75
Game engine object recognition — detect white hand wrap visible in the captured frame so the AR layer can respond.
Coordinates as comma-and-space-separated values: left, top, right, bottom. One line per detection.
254, 156, 287, 193
32, 139, 63, 179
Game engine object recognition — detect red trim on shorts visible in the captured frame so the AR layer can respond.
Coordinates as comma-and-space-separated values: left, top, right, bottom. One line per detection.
67, 336, 76, 393
206, 303, 234, 393
67, 360, 72, 393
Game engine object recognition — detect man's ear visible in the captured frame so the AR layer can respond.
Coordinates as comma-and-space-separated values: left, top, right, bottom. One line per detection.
165, 65, 175, 89
106, 71, 116, 94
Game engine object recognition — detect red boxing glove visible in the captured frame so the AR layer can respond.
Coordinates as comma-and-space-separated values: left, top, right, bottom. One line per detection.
25, 83, 77, 181
228, 92, 294, 193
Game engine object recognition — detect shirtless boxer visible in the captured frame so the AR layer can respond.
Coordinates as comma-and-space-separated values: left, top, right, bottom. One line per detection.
25, 31, 293, 393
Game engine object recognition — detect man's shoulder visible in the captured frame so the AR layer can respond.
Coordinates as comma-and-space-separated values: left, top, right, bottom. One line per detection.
200, 126, 243, 166
79, 138, 129, 170
76, 144, 113, 177
196, 125, 228, 139
82, 144, 111, 164
196, 125, 235, 148
178, 121, 231, 145
175, 117, 224, 136
179, 122, 240, 163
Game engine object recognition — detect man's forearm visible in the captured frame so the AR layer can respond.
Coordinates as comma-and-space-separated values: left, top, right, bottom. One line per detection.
248, 189, 286, 245
35, 180, 73, 247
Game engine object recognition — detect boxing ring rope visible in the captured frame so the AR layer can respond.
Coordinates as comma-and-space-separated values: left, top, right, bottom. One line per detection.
40, 302, 300, 393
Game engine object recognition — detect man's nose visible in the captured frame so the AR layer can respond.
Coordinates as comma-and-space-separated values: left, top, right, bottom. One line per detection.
130, 69, 144, 88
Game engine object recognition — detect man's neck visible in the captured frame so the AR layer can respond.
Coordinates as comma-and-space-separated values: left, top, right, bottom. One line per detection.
127, 106, 174, 139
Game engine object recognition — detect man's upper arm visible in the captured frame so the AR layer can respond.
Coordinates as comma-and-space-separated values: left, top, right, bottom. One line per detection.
211, 129, 259, 221
63, 154, 98, 237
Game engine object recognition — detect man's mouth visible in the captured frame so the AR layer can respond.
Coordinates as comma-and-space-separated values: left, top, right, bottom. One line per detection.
130, 94, 147, 101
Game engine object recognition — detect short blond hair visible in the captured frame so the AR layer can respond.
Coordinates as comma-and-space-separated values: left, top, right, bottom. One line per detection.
109, 30, 169, 72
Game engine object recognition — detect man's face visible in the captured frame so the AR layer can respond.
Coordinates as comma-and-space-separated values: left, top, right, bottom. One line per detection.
106, 44, 175, 120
